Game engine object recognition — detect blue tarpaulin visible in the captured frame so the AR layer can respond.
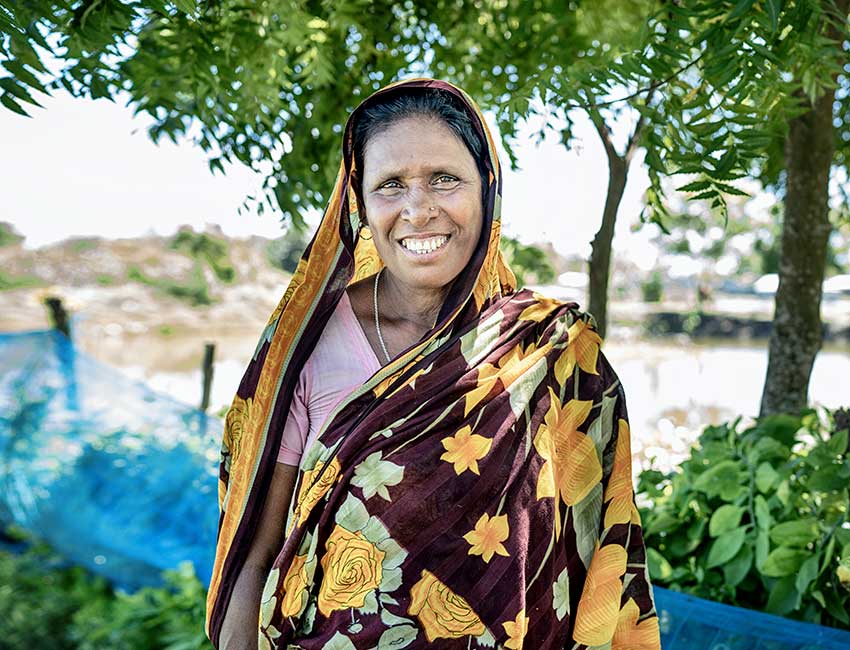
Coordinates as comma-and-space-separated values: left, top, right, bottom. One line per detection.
2, 328, 849, 649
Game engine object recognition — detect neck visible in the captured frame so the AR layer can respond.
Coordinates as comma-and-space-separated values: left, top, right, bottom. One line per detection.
378, 269, 449, 333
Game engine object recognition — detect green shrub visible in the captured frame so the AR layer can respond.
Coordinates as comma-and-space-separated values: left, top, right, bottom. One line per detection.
266, 227, 310, 273
127, 262, 213, 306
499, 236, 556, 286
0, 270, 45, 291
641, 269, 664, 302
170, 230, 236, 283
0, 535, 113, 649
0, 222, 23, 247
637, 408, 850, 630
0, 528, 210, 650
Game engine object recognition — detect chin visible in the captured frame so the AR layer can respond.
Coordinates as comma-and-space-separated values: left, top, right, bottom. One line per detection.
396, 266, 462, 291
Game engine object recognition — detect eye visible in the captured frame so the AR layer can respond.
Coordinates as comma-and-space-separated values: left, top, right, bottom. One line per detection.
434, 174, 459, 185
377, 180, 402, 191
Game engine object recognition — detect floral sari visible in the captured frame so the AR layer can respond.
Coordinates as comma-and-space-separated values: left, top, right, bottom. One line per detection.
205, 78, 661, 650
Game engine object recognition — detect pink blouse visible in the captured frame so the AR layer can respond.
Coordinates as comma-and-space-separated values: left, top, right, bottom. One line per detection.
277, 290, 382, 466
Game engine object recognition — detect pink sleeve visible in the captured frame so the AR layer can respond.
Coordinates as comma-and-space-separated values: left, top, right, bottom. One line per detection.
276, 369, 310, 466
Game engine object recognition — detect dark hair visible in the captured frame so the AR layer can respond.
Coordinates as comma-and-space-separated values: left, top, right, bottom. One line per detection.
351, 88, 489, 197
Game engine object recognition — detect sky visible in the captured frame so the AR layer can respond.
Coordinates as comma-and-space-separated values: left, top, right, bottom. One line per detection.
0, 86, 661, 270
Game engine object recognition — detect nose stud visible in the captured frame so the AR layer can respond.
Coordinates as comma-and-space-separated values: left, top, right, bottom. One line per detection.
430, 207, 437, 211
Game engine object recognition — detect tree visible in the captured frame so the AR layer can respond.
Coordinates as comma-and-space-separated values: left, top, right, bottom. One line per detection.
499, 236, 556, 287
1, 0, 658, 339
601, 0, 849, 416
6, 1, 847, 414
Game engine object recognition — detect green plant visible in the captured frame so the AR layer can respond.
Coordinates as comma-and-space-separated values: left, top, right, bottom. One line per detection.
499, 236, 556, 287
0, 526, 211, 650
70, 238, 98, 253
0, 222, 23, 247
170, 230, 235, 283
0, 269, 45, 290
641, 270, 664, 303
637, 409, 850, 630
267, 228, 310, 273
127, 262, 213, 306
0, 533, 114, 649
69, 562, 210, 650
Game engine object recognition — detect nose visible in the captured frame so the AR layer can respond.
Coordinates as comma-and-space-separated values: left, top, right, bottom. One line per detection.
401, 185, 436, 226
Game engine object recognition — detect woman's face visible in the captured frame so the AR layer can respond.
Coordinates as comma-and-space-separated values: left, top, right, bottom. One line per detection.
360, 116, 484, 292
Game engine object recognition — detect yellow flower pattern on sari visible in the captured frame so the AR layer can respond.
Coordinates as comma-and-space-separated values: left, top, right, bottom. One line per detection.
317, 525, 385, 616
604, 418, 642, 528
573, 541, 628, 646
554, 317, 602, 386
463, 513, 510, 562
279, 554, 309, 617
533, 387, 600, 536
222, 395, 252, 468
612, 597, 662, 649
408, 569, 486, 642
288, 457, 342, 534
503, 608, 530, 649
440, 425, 492, 475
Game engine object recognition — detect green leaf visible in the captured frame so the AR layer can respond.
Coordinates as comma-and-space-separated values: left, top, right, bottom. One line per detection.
712, 181, 750, 197
706, 527, 747, 568
763, 546, 808, 577
766, 575, 800, 615
826, 429, 848, 456
795, 554, 820, 594
758, 415, 800, 446
709, 505, 745, 537
723, 544, 753, 587
173, 0, 197, 13
755, 462, 779, 493
0, 77, 42, 107
754, 495, 771, 530
755, 530, 770, 570
676, 180, 712, 193
769, 519, 819, 547
726, 0, 755, 20
1, 59, 47, 94
766, 0, 782, 32
823, 589, 850, 624
809, 465, 845, 492
820, 536, 836, 576
646, 547, 674, 581
691, 190, 719, 202
693, 460, 743, 500
0, 92, 29, 116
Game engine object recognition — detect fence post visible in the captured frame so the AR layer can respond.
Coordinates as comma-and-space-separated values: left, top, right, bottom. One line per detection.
201, 342, 215, 412
43, 296, 71, 337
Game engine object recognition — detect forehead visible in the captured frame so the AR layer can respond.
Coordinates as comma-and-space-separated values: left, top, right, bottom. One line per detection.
362, 117, 478, 177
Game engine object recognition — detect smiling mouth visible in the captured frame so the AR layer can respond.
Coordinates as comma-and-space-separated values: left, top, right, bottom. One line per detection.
399, 234, 451, 255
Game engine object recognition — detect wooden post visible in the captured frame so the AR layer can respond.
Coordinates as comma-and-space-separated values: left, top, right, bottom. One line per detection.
43, 296, 70, 337
201, 342, 215, 412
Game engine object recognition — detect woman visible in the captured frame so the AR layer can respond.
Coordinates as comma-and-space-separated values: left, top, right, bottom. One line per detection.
206, 78, 661, 650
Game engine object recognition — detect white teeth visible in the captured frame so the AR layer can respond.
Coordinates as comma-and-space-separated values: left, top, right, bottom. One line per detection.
401, 235, 448, 254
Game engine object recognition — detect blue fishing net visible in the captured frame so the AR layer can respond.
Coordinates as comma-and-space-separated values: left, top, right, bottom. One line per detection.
0, 329, 220, 591
2, 329, 849, 649
655, 588, 850, 650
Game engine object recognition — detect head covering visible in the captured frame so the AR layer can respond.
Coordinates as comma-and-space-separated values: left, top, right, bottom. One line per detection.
205, 78, 660, 650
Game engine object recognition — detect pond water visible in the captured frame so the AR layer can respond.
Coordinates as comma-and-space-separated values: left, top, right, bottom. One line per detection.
97, 328, 849, 474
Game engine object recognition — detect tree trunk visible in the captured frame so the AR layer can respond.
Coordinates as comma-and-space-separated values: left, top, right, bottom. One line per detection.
759, 85, 838, 417
588, 155, 628, 339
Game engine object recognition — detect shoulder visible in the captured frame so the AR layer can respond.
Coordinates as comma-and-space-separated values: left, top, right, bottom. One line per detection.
501, 287, 598, 339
